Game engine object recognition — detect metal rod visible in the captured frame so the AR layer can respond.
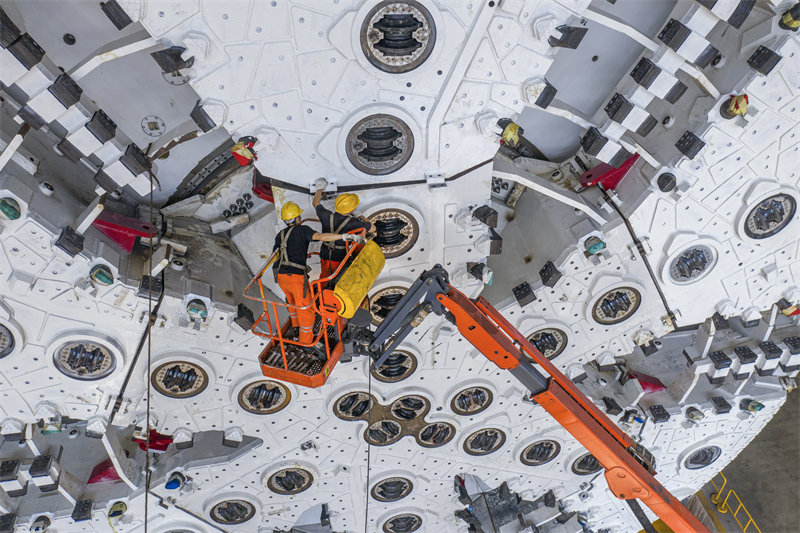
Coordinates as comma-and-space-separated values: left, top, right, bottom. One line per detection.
0, 123, 30, 172
70, 37, 159, 81
274, 301, 288, 370
626, 499, 658, 533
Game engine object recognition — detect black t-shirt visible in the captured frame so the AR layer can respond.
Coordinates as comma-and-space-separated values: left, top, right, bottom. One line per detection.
315, 204, 371, 261
272, 224, 317, 275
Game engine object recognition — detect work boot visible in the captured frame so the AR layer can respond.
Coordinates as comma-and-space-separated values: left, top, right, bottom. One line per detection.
284, 326, 299, 339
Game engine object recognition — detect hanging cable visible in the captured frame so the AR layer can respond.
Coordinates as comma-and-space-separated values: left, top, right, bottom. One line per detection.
364, 363, 373, 532
107, 514, 119, 533
143, 151, 156, 533
599, 187, 677, 326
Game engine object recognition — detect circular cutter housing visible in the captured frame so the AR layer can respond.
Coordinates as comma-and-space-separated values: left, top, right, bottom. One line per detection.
1, 1, 798, 532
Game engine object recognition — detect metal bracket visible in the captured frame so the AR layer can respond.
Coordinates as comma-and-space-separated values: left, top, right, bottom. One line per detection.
368, 266, 450, 368
425, 172, 445, 188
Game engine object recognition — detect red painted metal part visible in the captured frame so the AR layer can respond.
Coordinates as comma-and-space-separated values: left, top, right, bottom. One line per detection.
252, 168, 274, 203
133, 429, 173, 452
627, 370, 667, 393
580, 154, 639, 189
88, 458, 121, 484
92, 211, 158, 253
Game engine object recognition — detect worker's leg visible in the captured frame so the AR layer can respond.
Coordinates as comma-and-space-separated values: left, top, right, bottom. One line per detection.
328, 260, 342, 277
277, 274, 299, 327
321, 259, 344, 279
294, 279, 315, 344
320, 259, 333, 280
278, 273, 315, 343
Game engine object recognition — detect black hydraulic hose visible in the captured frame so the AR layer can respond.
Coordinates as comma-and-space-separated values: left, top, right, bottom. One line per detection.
600, 188, 677, 327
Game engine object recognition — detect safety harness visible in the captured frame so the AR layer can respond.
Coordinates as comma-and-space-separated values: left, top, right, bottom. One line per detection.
323, 213, 355, 253
275, 225, 311, 296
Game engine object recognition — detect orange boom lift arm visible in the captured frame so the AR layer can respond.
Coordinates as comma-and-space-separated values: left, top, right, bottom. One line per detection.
355, 265, 708, 533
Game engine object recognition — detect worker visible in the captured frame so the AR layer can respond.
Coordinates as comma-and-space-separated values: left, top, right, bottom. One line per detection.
273, 200, 364, 344
312, 178, 376, 279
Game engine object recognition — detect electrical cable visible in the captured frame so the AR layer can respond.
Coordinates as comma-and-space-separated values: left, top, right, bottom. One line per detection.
268, 158, 494, 195
599, 187, 677, 326
364, 363, 373, 532
144, 151, 156, 533
107, 288, 165, 424
108, 170, 166, 424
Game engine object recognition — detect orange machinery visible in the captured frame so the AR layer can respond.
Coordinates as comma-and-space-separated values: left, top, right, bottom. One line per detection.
358, 265, 709, 533
242, 228, 369, 388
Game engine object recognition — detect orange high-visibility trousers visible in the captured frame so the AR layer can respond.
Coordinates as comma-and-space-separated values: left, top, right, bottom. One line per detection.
320, 243, 364, 279
320, 259, 342, 280
277, 273, 314, 344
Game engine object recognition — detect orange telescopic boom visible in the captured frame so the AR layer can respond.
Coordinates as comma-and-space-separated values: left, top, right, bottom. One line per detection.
359, 265, 709, 533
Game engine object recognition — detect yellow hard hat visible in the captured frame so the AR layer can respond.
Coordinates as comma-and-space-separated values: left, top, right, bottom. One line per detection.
334, 193, 359, 214
281, 201, 303, 221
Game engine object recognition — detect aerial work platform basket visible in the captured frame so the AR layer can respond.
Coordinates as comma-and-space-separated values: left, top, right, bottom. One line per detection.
243, 229, 384, 388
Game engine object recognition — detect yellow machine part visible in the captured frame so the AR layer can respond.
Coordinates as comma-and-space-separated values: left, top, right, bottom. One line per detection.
334, 240, 385, 318
727, 94, 748, 116
501, 121, 520, 146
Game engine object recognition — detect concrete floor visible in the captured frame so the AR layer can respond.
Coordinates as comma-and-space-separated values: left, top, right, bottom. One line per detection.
717, 388, 799, 532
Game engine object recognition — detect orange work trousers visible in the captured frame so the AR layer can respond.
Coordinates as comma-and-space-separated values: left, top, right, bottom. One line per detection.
277, 273, 314, 344
319, 259, 342, 280
320, 243, 364, 279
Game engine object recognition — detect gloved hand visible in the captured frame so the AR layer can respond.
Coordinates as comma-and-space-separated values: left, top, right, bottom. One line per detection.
314, 177, 329, 191
341, 233, 366, 245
